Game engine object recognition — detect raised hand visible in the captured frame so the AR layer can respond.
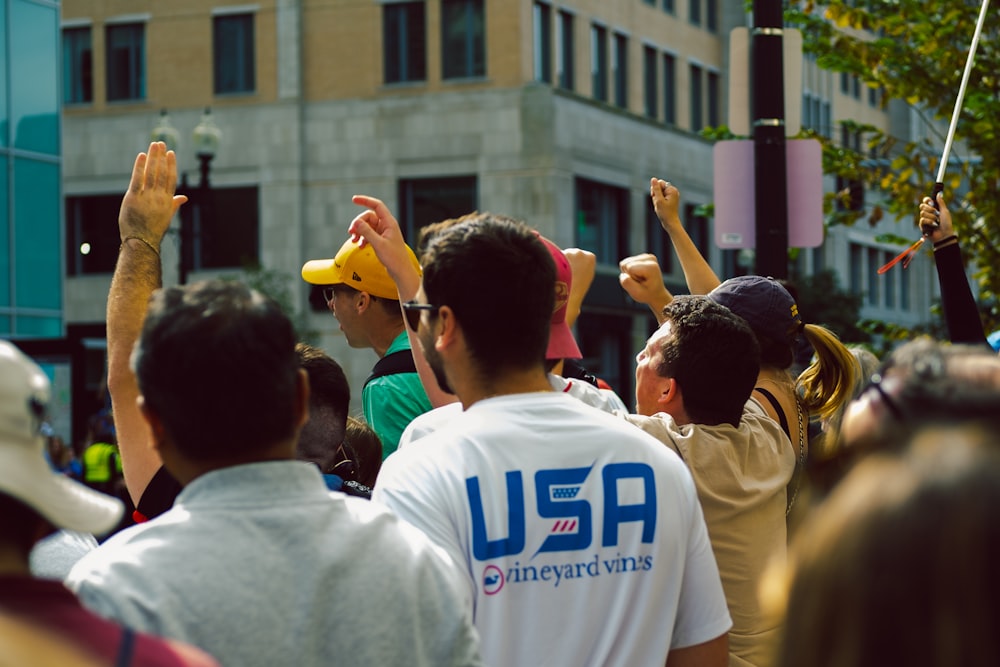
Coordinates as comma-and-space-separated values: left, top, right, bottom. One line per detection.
650, 178, 682, 233
918, 193, 955, 244
118, 142, 187, 250
349, 195, 421, 300
619, 253, 673, 323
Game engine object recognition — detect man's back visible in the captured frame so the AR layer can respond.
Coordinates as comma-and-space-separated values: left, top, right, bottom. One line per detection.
374, 391, 731, 667
626, 398, 794, 666
67, 461, 482, 667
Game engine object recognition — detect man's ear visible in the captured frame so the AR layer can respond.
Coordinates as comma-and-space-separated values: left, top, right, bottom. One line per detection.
434, 305, 459, 351
657, 377, 681, 410
354, 291, 372, 314
294, 368, 310, 430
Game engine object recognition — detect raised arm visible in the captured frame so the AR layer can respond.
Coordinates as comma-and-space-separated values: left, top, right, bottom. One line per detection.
350, 195, 458, 408
563, 247, 596, 328
651, 178, 721, 294
918, 193, 988, 347
619, 253, 674, 324
106, 142, 187, 504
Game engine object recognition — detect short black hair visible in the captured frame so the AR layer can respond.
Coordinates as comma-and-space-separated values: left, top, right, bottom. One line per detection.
133, 280, 301, 461
420, 214, 554, 376
657, 296, 760, 426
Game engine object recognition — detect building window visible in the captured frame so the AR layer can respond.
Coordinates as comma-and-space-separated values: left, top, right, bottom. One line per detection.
591, 24, 608, 102
866, 247, 879, 306
646, 202, 674, 275
663, 53, 676, 125
706, 0, 718, 32
900, 262, 911, 310
63, 27, 93, 104
852, 74, 861, 99
575, 178, 628, 266
533, 2, 552, 83
663, 0, 675, 13
213, 14, 255, 94
707, 70, 719, 126
557, 10, 574, 91
441, 0, 485, 79
643, 46, 658, 119
849, 243, 862, 296
384, 1, 427, 84
689, 0, 701, 25
576, 313, 634, 409
840, 71, 849, 94
868, 85, 880, 107
398, 176, 478, 245
105, 23, 145, 102
66, 194, 122, 275
690, 63, 703, 132
684, 203, 710, 260
883, 251, 896, 309
175, 185, 261, 273
612, 32, 628, 109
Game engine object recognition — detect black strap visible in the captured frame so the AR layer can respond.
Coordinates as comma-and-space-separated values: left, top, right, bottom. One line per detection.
115, 627, 136, 667
753, 387, 790, 439
364, 350, 417, 388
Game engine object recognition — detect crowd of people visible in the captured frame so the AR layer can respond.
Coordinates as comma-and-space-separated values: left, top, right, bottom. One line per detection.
2, 141, 998, 666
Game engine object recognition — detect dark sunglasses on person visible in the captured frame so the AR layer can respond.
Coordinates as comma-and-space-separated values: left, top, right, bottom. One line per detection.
860, 372, 905, 423
322, 286, 336, 303
401, 300, 439, 331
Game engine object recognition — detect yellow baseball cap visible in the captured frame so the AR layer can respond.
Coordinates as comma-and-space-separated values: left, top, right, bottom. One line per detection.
301, 238, 421, 300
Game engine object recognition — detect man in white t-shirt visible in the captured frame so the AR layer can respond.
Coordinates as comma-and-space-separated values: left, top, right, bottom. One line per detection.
350, 199, 731, 667
626, 295, 794, 667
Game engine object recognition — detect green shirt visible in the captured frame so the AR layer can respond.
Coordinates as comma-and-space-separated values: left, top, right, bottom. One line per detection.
362, 332, 433, 459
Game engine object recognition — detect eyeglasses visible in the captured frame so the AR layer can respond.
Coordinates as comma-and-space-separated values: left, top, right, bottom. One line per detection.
322, 286, 336, 303
861, 372, 905, 422
401, 300, 440, 331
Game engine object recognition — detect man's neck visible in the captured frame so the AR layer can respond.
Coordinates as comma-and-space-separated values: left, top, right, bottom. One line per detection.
458, 367, 553, 409
371, 322, 406, 358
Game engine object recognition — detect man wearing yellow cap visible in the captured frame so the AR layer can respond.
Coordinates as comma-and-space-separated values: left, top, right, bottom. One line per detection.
303, 239, 432, 457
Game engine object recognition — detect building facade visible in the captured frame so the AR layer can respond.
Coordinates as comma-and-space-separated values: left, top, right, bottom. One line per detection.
59, 0, 940, 409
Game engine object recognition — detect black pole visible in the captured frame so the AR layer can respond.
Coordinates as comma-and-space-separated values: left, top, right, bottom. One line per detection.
178, 172, 192, 285
751, 0, 789, 279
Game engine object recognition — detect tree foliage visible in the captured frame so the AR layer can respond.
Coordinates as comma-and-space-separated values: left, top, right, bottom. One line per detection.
785, 0, 999, 333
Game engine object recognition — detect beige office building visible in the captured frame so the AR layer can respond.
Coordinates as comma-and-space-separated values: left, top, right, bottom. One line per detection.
61, 0, 938, 404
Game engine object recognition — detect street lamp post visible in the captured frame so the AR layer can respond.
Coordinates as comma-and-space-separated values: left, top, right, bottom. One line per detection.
150, 108, 222, 285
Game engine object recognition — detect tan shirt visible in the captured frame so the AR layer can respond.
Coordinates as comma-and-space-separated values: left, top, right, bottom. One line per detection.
624, 399, 794, 667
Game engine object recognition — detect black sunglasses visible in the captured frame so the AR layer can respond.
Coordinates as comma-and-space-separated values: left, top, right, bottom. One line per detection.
401, 300, 440, 331
321, 286, 336, 303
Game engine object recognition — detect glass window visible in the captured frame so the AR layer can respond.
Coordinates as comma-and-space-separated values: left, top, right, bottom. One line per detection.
706, 0, 718, 32
612, 33, 628, 109
397, 176, 478, 247
63, 27, 93, 104
575, 177, 628, 266
191, 186, 260, 270
707, 70, 719, 127
866, 247, 879, 306
900, 263, 910, 310
590, 24, 607, 102
557, 10, 574, 91
840, 71, 849, 94
0, 5, 6, 148
576, 313, 634, 407
15, 158, 60, 310
213, 14, 255, 94
643, 46, 657, 119
690, 63, 703, 132
683, 203, 710, 260
663, 53, 676, 125
849, 243, 862, 295
0, 159, 8, 306
106, 23, 145, 102
66, 194, 122, 276
12, 1, 58, 155
689, 0, 701, 25
533, 2, 551, 83
883, 251, 896, 308
663, 0, 675, 13
646, 202, 673, 275
441, 0, 485, 80
384, 1, 427, 84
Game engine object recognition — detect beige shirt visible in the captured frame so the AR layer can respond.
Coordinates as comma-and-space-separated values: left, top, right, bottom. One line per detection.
624, 399, 794, 667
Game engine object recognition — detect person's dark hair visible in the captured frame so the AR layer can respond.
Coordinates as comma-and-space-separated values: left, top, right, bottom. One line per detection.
420, 214, 555, 376
0, 494, 47, 558
779, 424, 1000, 667
657, 296, 760, 426
344, 416, 383, 488
132, 280, 301, 461
295, 343, 350, 435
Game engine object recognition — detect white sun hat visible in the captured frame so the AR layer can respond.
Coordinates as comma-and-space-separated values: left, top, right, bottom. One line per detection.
0, 340, 123, 535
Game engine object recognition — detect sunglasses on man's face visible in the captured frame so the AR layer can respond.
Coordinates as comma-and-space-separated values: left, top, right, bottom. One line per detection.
401, 300, 440, 331
860, 372, 906, 423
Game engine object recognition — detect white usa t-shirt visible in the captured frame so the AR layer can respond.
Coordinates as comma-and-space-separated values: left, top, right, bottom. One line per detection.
374, 391, 731, 667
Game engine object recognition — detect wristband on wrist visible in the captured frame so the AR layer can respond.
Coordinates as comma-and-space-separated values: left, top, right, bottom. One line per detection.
932, 234, 958, 251
120, 236, 160, 256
